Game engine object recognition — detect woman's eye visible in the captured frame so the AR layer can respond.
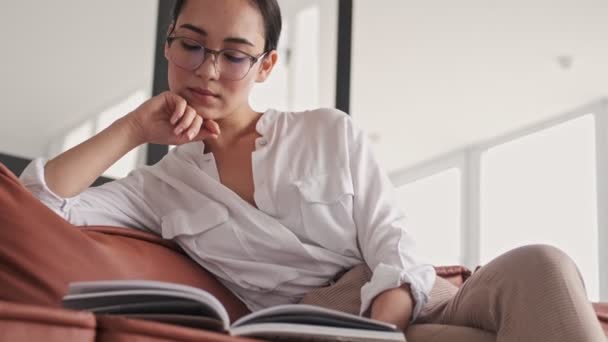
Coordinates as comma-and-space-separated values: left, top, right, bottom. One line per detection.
179, 40, 201, 51
222, 52, 248, 64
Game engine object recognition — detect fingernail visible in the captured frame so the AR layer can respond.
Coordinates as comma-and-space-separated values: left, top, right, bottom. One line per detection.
175, 127, 183, 135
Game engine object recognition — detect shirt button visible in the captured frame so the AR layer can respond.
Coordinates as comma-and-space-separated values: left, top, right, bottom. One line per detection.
259, 139, 268, 146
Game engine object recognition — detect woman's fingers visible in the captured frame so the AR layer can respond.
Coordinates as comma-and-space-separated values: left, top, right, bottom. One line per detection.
204, 119, 221, 135
174, 106, 197, 135
168, 94, 188, 125
185, 115, 203, 140
194, 128, 219, 141
178, 110, 218, 142
166, 96, 221, 142
191, 119, 219, 141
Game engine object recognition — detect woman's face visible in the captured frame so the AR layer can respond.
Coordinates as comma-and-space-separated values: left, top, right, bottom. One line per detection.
165, 0, 275, 120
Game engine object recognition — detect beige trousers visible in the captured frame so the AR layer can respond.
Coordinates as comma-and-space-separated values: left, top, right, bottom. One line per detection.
300, 244, 606, 342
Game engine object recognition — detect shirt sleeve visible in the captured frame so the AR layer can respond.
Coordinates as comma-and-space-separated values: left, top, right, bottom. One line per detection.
19, 158, 161, 234
345, 118, 436, 321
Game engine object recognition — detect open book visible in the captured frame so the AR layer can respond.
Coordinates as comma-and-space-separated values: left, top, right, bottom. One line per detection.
62, 279, 406, 342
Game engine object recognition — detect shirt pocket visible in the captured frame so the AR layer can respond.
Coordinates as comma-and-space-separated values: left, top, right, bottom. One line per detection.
293, 168, 359, 257
217, 260, 301, 294
160, 201, 230, 240
161, 203, 299, 293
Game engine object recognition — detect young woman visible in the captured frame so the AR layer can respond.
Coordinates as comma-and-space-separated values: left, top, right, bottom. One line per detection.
17, 0, 605, 341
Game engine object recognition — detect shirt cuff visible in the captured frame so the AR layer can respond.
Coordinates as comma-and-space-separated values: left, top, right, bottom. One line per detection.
360, 263, 436, 322
19, 158, 76, 216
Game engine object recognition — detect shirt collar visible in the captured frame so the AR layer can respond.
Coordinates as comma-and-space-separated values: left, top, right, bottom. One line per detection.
255, 108, 279, 136
197, 108, 280, 155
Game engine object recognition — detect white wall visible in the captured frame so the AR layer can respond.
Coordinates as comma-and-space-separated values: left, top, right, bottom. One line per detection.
0, 0, 335, 161
0, 1, 158, 159
6, 0, 604, 174
351, 0, 608, 172
251, 0, 337, 112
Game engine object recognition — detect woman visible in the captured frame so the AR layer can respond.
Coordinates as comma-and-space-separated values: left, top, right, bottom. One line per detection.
18, 0, 605, 341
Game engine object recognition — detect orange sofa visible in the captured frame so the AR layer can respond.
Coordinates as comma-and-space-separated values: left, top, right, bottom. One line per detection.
1, 162, 606, 341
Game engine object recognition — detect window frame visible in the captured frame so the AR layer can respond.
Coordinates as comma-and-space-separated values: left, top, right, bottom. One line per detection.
389, 98, 608, 300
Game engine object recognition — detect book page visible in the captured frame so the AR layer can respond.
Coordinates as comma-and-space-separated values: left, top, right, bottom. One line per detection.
121, 314, 225, 332
229, 323, 406, 342
64, 280, 230, 329
232, 304, 397, 331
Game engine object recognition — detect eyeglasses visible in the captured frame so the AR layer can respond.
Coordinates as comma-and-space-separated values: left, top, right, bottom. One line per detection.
166, 36, 268, 81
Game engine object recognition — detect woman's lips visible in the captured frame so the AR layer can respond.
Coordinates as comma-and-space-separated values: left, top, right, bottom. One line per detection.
188, 87, 219, 104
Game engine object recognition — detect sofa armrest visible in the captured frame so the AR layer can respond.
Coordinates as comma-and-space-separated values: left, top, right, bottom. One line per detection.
95, 315, 261, 342
0, 300, 96, 342
592, 303, 608, 336
434, 265, 472, 287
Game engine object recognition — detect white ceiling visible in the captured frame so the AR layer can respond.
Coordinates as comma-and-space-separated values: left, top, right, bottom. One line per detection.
0, 0, 157, 159
1, 0, 606, 175
351, 0, 608, 171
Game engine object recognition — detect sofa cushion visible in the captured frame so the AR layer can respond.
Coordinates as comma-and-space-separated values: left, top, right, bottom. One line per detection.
95, 315, 260, 342
0, 162, 249, 322
0, 300, 96, 342
593, 303, 608, 336
434, 265, 472, 287
2, 161, 607, 337
406, 323, 495, 342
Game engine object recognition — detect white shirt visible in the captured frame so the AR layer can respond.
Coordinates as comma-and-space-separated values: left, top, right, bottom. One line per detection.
20, 108, 436, 320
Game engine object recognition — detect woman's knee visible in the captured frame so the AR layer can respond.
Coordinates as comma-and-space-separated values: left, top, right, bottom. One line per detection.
515, 244, 571, 264
481, 244, 577, 279
505, 244, 580, 279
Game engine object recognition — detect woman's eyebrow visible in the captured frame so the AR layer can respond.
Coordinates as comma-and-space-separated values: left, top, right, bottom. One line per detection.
178, 23, 255, 47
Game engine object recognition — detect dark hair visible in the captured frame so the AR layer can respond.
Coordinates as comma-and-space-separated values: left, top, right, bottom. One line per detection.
171, 0, 282, 52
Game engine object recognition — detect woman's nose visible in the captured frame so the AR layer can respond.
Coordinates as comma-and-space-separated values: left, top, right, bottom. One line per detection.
194, 53, 220, 80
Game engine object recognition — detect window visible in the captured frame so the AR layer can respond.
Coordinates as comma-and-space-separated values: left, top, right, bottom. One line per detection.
95, 90, 148, 179
57, 90, 149, 179
62, 121, 94, 154
480, 114, 598, 300
395, 168, 462, 266
250, 0, 338, 112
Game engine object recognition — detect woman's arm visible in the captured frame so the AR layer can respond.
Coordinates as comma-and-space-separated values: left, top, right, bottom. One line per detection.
44, 91, 219, 198
342, 113, 436, 328
370, 284, 415, 331
44, 117, 142, 198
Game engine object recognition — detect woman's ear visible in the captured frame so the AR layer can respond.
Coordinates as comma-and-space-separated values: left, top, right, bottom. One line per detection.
166, 23, 175, 37
164, 24, 175, 61
255, 50, 279, 83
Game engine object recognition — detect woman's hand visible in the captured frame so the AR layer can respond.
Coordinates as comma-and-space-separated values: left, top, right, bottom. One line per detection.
126, 91, 220, 146
370, 284, 415, 332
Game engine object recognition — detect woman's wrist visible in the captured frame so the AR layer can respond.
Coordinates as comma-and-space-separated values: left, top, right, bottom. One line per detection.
116, 113, 147, 147
370, 284, 415, 332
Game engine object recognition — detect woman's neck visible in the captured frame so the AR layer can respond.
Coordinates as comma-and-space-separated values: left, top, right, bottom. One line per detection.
204, 106, 262, 153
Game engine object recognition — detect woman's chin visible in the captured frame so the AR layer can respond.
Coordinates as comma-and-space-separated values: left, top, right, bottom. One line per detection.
189, 103, 223, 120
179, 93, 220, 117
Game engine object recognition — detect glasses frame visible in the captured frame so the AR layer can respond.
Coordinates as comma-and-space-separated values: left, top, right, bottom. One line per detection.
166, 36, 269, 81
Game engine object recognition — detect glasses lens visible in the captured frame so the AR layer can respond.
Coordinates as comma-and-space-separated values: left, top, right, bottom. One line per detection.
168, 37, 205, 70
218, 50, 252, 80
